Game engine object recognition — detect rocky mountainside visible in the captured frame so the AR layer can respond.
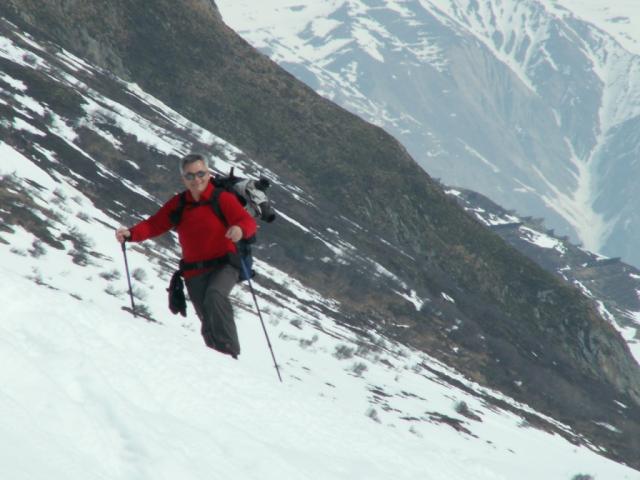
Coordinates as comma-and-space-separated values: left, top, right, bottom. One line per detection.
217, 0, 640, 269
1, 0, 640, 469
447, 186, 640, 350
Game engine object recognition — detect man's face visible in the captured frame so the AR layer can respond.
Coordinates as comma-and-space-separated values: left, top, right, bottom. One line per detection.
182, 160, 210, 198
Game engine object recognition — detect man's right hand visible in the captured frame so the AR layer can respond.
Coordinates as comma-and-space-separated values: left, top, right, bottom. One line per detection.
115, 227, 131, 244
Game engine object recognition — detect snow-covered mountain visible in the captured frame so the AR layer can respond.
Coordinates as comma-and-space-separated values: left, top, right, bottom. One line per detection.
216, 0, 640, 268
2, 4, 640, 477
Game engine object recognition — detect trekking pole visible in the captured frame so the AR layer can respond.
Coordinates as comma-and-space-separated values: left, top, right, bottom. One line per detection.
240, 257, 282, 383
121, 241, 137, 318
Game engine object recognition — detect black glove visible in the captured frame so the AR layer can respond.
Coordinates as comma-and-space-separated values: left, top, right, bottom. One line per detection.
167, 270, 187, 317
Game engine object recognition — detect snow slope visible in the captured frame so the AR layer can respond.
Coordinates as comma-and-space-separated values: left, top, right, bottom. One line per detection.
2, 144, 640, 480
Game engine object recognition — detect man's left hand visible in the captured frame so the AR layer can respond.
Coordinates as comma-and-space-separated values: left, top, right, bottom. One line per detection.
225, 225, 243, 243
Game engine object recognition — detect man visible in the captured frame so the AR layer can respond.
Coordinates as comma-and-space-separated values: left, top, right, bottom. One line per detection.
116, 153, 257, 359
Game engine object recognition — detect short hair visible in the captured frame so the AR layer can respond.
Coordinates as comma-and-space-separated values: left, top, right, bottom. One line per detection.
179, 153, 208, 173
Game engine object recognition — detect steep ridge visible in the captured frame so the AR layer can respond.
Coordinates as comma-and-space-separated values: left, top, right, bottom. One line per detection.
2, 0, 640, 468
447, 186, 640, 360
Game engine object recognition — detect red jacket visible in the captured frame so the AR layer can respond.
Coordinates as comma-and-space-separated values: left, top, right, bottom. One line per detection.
129, 182, 257, 278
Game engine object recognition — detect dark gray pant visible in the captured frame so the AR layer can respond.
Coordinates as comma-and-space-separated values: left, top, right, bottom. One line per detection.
185, 264, 240, 357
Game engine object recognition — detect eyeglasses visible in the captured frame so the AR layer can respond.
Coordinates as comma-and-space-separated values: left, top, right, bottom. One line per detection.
183, 170, 208, 181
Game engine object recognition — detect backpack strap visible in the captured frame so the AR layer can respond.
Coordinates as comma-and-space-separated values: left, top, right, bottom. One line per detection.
169, 191, 188, 227
208, 187, 228, 228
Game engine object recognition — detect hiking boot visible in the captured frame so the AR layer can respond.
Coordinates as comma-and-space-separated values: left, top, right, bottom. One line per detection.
213, 342, 239, 359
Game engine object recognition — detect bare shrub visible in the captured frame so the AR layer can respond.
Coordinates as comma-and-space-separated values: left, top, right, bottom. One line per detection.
132, 268, 147, 282
350, 361, 368, 376
366, 407, 381, 423
77, 211, 90, 222
132, 286, 147, 302
29, 239, 46, 258
334, 344, 355, 360
100, 269, 121, 281
105, 284, 122, 297
299, 334, 318, 348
